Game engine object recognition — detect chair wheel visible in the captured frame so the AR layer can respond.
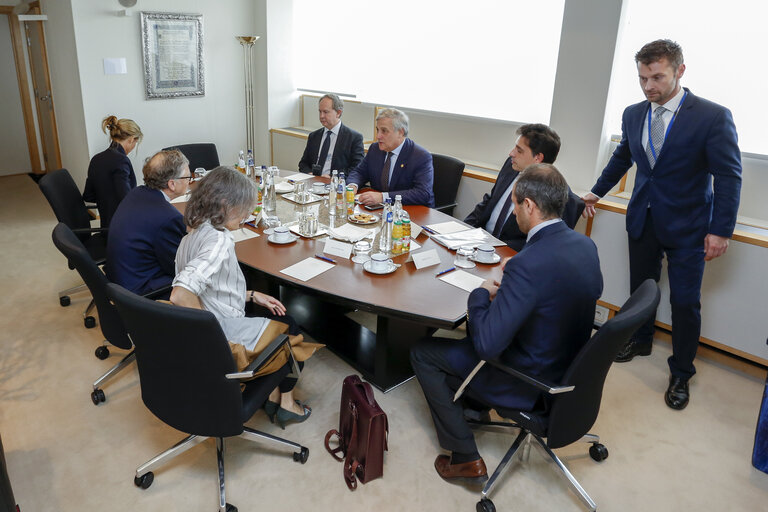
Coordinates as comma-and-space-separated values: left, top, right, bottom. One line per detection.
84, 316, 96, 329
477, 498, 496, 512
91, 388, 106, 405
134, 472, 154, 489
95, 346, 109, 360
293, 446, 309, 464
60, 296, 71, 307
589, 443, 609, 462
225, 504, 238, 512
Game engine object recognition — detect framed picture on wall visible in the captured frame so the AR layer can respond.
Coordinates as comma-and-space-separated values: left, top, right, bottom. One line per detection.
140, 12, 204, 99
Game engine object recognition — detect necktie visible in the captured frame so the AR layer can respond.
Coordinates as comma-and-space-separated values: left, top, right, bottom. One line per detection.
380, 152, 392, 191
645, 106, 667, 168
492, 190, 514, 237
315, 130, 332, 175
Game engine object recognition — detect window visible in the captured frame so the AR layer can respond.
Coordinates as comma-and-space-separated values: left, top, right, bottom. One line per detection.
293, 0, 565, 124
607, 0, 768, 155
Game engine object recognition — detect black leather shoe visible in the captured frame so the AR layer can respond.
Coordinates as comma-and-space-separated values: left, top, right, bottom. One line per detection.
614, 340, 652, 363
665, 376, 690, 410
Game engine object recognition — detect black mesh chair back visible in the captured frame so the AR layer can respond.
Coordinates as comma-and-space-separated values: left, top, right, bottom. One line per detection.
107, 283, 251, 437
431, 153, 465, 215
52, 223, 130, 350
162, 143, 220, 172
545, 279, 660, 448
562, 191, 586, 229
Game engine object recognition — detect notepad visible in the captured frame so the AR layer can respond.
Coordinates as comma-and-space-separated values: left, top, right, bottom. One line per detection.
439, 269, 485, 292
280, 257, 334, 281
232, 228, 260, 243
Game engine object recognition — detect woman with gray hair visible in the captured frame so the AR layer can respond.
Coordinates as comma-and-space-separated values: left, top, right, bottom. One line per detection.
171, 166, 321, 428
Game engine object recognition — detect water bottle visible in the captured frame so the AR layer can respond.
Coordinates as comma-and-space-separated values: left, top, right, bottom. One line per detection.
337, 173, 346, 214
379, 199, 393, 253
329, 170, 338, 216
246, 149, 255, 178
391, 195, 403, 254
237, 150, 246, 174
264, 167, 277, 212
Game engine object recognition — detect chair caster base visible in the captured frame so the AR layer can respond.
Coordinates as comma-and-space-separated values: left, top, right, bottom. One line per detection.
134, 472, 154, 489
95, 346, 109, 360
224, 503, 237, 512
60, 296, 70, 307
91, 388, 106, 405
84, 316, 96, 329
293, 446, 309, 464
589, 443, 608, 462
477, 498, 496, 512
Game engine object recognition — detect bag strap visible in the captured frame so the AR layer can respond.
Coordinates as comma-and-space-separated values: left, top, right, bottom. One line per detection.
357, 380, 378, 407
343, 402, 364, 491
324, 429, 346, 462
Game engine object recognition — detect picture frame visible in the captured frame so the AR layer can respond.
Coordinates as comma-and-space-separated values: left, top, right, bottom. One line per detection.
140, 12, 204, 99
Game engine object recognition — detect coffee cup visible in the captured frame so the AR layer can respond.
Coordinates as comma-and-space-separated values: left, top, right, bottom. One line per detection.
273, 226, 291, 242
370, 253, 390, 272
312, 182, 326, 194
475, 243, 496, 263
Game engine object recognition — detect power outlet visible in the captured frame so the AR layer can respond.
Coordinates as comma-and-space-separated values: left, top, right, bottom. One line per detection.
594, 305, 609, 326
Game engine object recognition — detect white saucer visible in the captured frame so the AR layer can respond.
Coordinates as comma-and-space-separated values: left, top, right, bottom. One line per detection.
267, 234, 298, 244
471, 253, 501, 264
275, 182, 294, 194
311, 186, 329, 195
363, 259, 397, 275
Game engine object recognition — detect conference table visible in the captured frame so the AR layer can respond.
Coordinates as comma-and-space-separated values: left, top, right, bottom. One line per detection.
180, 172, 515, 391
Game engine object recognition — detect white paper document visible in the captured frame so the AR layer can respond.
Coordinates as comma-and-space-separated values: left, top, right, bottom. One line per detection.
280, 257, 334, 282
232, 228, 260, 243
324, 239, 353, 259
329, 223, 376, 242
439, 269, 485, 292
432, 228, 495, 250
411, 249, 441, 269
427, 221, 470, 235
283, 173, 313, 182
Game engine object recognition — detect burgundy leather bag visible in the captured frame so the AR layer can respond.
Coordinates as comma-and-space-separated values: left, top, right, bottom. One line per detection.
324, 375, 388, 490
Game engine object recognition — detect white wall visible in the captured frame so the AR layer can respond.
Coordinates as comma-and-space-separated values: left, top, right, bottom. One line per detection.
0, 13, 32, 174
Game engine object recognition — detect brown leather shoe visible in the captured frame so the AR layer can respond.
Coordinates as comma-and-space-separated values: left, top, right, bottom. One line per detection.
434, 455, 488, 485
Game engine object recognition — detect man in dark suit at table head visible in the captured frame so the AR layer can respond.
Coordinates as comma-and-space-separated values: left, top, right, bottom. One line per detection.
464, 124, 583, 251
106, 149, 190, 297
582, 39, 742, 410
411, 163, 603, 485
347, 107, 435, 207
298, 93, 364, 176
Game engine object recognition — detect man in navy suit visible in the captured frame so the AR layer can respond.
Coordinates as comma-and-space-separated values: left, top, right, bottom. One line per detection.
412, 164, 603, 484
106, 150, 190, 297
582, 40, 742, 410
347, 108, 434, 207
464, 124, 583, 250
298, 93, 364, 176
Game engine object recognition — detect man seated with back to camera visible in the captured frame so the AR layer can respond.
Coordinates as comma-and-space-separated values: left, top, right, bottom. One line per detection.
464, 124, 583, 251
411, 163, 603, 485
298, 93, 364, 176
106, 149, 190, 298
346, 108, 435, 207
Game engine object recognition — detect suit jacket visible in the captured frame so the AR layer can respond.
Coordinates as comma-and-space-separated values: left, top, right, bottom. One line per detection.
83, 142, 137, 229
592, 88, 742, 248
298, 123, 364, 175
465, 157, 585, 251
347, 138, 435, 207
449, 222, 603, 410
106, 186, 186, 296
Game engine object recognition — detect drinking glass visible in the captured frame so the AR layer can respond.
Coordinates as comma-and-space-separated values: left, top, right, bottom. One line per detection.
263, 215, 281, 235
352, 240, 372, 264
454, 245, 476, 269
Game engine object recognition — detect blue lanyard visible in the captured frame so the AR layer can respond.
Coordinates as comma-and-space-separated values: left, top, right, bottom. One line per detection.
647, 89, 687, 160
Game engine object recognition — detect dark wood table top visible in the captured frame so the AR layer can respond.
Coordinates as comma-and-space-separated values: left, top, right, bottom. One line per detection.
178, 173, 515, 329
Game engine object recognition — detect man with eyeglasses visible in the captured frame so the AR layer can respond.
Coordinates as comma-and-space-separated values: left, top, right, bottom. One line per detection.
106, 149, 191, 297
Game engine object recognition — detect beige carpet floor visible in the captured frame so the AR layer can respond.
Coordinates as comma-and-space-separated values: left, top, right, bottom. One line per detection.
1, 173, 767, 511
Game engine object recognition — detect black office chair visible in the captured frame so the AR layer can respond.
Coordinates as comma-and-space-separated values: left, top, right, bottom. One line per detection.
0, 435, 18, 512
562, 191, 586, 229
458, 279, 660, 512
39, 168, 107, 328
106, 283, 309, 512
431, 153, 465, 216
162, 143, 220, 171
51, 223, 146, 405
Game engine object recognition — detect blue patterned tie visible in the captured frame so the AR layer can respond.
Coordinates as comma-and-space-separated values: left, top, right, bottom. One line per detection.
645, 106, 667, 168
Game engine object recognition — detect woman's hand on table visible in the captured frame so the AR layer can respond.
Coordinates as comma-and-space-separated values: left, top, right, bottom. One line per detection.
249, 291, 287, 316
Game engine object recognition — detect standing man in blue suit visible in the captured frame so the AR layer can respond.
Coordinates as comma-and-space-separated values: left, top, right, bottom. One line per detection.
298, 93, 364, 176
106, 149, 190, 297
582, 40, 742, 410
347, 108, 435, 207
412, 164, 603, 485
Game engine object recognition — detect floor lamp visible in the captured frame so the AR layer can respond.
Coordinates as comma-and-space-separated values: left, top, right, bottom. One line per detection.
236, 36, 260, 161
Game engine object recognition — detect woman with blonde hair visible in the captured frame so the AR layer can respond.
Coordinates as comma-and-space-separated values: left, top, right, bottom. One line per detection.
83, 115, 142, 229
171, 166, 321, 428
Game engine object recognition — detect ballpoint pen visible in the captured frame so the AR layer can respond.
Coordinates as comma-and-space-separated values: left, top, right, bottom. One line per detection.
435, 266, 456, 277
421, 225, 436, 235
314, 254, 337, 264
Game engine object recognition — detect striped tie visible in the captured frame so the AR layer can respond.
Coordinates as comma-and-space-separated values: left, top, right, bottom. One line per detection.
645, 106, 667, 168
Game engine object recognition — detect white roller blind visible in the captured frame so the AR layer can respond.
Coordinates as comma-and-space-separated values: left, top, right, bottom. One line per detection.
293, 0, 565, 124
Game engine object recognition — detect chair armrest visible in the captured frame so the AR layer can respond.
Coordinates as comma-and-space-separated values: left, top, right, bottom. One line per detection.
435, 202, 457, 213
72, 227, 109, 235
142, 285, 172, 300
225, 334, 290, 380
486, 359, 574, 394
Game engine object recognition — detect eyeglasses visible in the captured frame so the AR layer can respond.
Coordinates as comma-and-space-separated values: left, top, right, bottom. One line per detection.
175, 175, 194, 182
